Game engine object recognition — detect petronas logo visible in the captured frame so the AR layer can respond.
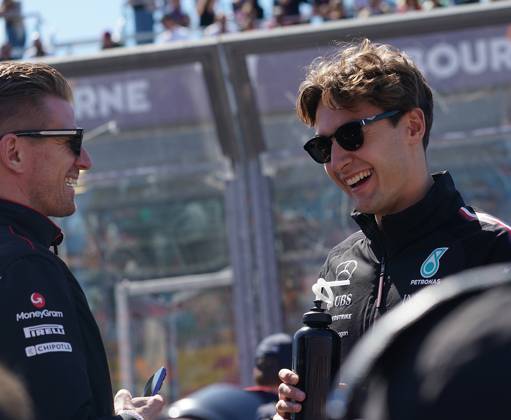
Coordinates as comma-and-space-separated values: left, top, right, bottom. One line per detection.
420, 247, 448, 278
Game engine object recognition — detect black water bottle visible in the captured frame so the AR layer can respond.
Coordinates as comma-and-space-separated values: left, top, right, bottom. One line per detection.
291, 300, 341, 420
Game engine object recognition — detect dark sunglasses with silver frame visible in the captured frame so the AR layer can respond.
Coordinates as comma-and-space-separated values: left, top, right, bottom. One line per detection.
303, 110, 401, 164
8, 128, 84, 157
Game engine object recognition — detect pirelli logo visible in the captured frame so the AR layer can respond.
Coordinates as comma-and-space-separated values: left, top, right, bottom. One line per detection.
23, 324, 65, 339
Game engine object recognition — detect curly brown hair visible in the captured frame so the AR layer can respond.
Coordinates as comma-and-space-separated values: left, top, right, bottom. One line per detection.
296, 39, 433, 149
0, 61, 73, 132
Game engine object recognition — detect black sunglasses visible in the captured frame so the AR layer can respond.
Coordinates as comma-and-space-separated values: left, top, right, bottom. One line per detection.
303, 110, 401, 164
11, 128, 84, 157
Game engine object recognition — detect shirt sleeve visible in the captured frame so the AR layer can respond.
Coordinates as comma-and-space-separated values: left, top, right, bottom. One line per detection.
0, 255, 122, 420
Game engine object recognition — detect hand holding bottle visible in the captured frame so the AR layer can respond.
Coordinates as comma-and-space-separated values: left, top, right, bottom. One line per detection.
291, 300, 341, 420
274, 368, 305, 419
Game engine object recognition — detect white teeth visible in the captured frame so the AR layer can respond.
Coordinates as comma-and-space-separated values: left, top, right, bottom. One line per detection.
346, 170, 372, 187
65, 177, 78, 187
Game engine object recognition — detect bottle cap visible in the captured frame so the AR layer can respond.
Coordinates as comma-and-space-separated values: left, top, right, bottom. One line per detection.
303, 299, 332, 326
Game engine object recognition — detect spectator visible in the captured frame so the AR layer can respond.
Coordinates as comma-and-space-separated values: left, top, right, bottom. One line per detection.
0, 42, 11, 60
272, 0, 306, 25
324, 0, 349, 20
237, 1, 260, 30
246, 333, 292, 420
204, 13, 233, 36
24, 32, 47, 58
157, 13, 190, 42
397, 0, 423, 12
162, 0, 191, 27
101, 30, 123, 49
0, 0, 25, 58
233, 0, 264, 20
128, 0, 156, 44
356, 0, 394, 16
310, 0, 333, 21
197, 0, 216, 28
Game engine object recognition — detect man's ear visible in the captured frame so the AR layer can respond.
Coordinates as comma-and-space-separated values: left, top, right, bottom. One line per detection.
0, 134, 26, 173
406, 108, 426, 146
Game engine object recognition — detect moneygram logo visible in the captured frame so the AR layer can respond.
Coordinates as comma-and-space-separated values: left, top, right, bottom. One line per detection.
30, 292, 45, 309
16, 309, 64, 322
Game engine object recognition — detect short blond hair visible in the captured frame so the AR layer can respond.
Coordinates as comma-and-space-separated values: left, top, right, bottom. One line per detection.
296, 39, 433, 149
0, 61, 73, 132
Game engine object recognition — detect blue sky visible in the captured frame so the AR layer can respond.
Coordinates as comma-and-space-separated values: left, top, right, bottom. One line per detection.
1, 0, 257, 56
4, 0, 127, 54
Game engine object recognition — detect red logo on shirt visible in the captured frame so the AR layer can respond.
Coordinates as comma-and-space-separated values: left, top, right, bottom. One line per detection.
30, 292, 46, 309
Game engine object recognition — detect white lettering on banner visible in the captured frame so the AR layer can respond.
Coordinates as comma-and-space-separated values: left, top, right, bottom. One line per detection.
25, 342, 72, 357
23, 324, 65, 339
126, 80, 151, 113
490, 38, 511, 71
427, 43, 459, 79
460, 40, 486, 75
16, 309, 64, 322
405, 36, 511, 80
74, 79, 151, 120
74, 86, 95, 119
98, 84, 123, 117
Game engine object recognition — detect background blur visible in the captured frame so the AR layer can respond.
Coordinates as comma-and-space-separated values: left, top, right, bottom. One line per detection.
5, 0, 511, 408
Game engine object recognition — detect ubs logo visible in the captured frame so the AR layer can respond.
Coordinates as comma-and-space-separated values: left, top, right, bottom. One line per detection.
334, 293, 352, 307
312, 260, 358, 310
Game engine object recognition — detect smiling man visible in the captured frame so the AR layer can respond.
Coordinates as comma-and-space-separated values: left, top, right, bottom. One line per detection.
275, 39, 511, 419
0, 62, 164, 420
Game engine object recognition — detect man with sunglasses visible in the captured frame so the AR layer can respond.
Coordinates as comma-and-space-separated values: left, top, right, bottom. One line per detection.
0, 62, 164, 420
274, 39, 511, 419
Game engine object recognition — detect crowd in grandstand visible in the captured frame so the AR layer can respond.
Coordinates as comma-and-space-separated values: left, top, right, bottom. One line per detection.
0, 0, 490, 58
126, 0, 482, 44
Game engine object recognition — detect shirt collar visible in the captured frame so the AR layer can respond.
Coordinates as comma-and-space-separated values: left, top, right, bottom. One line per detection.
0, 198, 64, 249
352, 171, 465, 257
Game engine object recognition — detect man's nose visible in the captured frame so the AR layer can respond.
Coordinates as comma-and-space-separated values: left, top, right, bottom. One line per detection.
329, 139, 352, 171
76, 146, 92, 170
